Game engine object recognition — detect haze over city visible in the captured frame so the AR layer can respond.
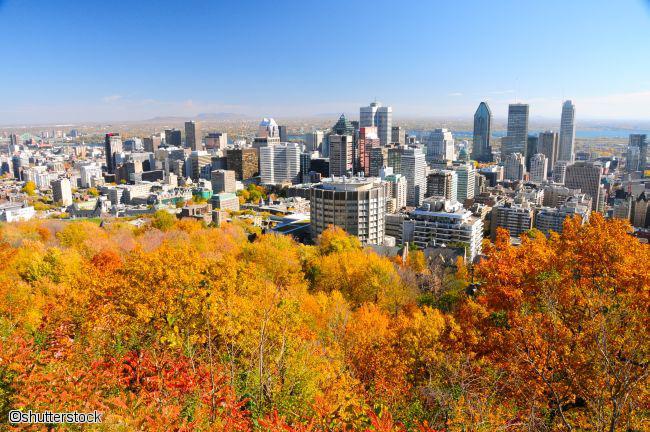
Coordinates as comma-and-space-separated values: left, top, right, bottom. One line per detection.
1, 0, 650, 124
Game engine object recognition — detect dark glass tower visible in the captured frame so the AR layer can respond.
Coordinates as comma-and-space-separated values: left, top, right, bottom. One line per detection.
471, 102, 492, 162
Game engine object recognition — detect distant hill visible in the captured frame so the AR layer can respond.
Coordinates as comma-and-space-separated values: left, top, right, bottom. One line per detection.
145, 113, 250, 123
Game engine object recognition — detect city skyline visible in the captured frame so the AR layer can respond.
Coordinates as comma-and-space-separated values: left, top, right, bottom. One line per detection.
1, 0, 650, 124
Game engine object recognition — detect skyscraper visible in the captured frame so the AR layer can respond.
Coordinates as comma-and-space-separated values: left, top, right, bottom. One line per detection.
305, 131, 324, 153
565, 161, 602, 211
226, 148, 259, 180
529, 153, 548, 183
471, 102, 492, 162
502, 104, 529, 157
538, 131, 559, 176
329, 134, 353, 177
185, 121, 201, 151
427, 128, 455, 162
628, 134, 648, 172
259, 143, 301, 185
426, 170, 458, 202
358, 127, 380, 176
165, 129, 182, 147
453, 162, 476, 204
360, 101, 392, 146
504, 153, 526, 181
104, 133, 123, 174
391, 126, 406, 145
558, 100, 576, 162
400, 147, 427, 207
278, 125, 288, 142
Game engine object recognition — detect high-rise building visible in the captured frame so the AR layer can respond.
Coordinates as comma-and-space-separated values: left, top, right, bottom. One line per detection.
558, 100, 576, 162
426, 170, 458, 202
427, 128, 455, 162
383, 173, 408, 212
492, 202, 534, 239
185, 121, 201, 151
104, 133, 123, 174
627, 134, 648, 172
259, 143, 301, 185
538, 131, 559, 176
205, 132, 227, 150
369, 147, 387, 177
305, 131, 324, 153
310, 176, 386, 245
565, 161, 602, 211
226, 148, 259, 180
143, 135, 162, 153
360, 101, 392, 146
529, 154, 549, 183
189, 151, 213, 180
211, 169, 236, 194
257, 118, 279, 138
358, 127, 380, 175
502, 104, 529, 157
400, 147, 427, 207
51, 178, 73, 206
453, 162, 476, 204
165, 129, 182, 147
329, 134, 354, 177
278, 125, 288, 142
403, 198, 483, 260
391, 126, 406, 145
471, 102, 492, 162
631, 192, 649, 228
504, 152, 526, 181
526, 135, 538, 170
9, 134, 18, 147
553, 161, 569, 184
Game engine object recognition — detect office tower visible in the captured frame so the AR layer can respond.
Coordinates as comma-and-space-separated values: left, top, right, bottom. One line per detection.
305, 131, 324, 153
226, 148, 259, 180
453, 162, 476, 204
492, 202, 534, 239
504, 152, 526, 181
185, 121, 201, 151
9, 134, 18, 147
529, 154, 548, 183
502, 104, 529, 157
309, 158, 330, 178
369, 147, 387, 177
526, 135, 538, 169
387, 145, 403, 174
553, 161, 569, 184
143, 135, 162, 153
427, 128, 455, 162
360, 101, 392, 146
299, 152, 313, 183
541, 184, 583, 207
205, 132, 227, 150
51, 178, 73, 206
538, 131, 559, 176
558, 100, 576, 162
628, 134, 648, 172
403, 198, 483, 260
612, 197, 633, 220
211, 169, 236, 194
358, 127, 380, 175
257, 118, 279, 138
383, 173, 407, 212
104, 133, 123, 174
400, 147, 427, 206
310, 177, 386, 245
565, 161, 602, 211
631, 192, 649, 228
426, 170, 458, 202
188, 151, 213, 180
329, 134, 353, 177
534, 196, 591, 235
332, 114, 355, 135
471, 102, 492, 162
278, 125, 288, 142
626, 146, 641, 172
391, 126, 406, 145
259, 143, 301, 185
164, 129, 182, 147
211, 193, 240, 211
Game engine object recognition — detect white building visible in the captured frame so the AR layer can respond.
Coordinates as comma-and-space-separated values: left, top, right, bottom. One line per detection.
259, 143, 301, 185
0, 202, 35, 222
80, 163, 103, 188
427, 128, 455, 162
504, 152, 526, 181
400, 147, 427, 207
558, 100, 576, 162
529, 153, 548, 183
403, 198, 483, 261
453, 162, 476, 204
360, 101, 392, 146
51, 178, 73, 206
383, 173, 407, 213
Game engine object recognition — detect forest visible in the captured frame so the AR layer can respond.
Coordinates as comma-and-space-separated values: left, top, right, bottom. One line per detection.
0, 213, 647, 431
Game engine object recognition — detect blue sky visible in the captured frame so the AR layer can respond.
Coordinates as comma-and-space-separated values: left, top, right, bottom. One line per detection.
1, 0, 649, 124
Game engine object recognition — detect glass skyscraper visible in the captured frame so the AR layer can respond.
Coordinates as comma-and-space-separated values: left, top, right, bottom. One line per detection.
558, 100, 576, 162
502, 104, 529, 157
471, 102, 492, 162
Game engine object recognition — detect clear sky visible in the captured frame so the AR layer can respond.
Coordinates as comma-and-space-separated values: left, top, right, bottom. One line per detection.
1, 0, 650, 124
